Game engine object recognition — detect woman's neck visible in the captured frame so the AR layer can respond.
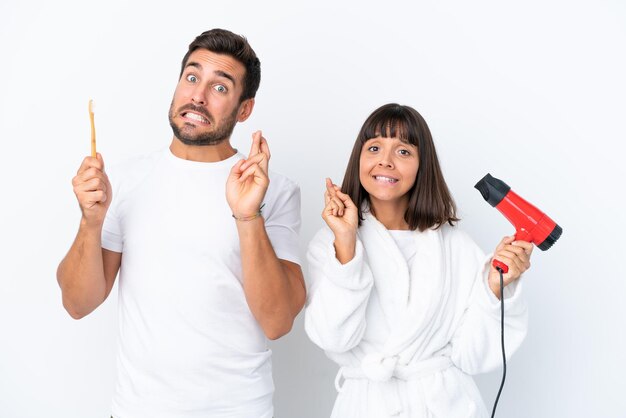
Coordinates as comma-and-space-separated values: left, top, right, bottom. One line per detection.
369, 197, 410, 230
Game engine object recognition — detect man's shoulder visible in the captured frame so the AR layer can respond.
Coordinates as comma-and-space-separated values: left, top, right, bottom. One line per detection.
267, 169, 299, 194
262, 170, 300, 219
106, 147, 166, 196
107, 148, 165, 176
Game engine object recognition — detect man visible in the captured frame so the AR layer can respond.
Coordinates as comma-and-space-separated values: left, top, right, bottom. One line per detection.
57, 29, 306, 418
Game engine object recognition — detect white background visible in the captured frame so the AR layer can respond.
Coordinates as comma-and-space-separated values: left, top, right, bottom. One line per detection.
1, 0, 625, 417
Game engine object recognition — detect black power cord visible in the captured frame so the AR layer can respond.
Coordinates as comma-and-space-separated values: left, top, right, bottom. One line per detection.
490, 267, 506, 418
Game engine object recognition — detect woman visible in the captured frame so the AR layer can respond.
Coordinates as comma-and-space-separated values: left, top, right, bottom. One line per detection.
304, 103, 533, 418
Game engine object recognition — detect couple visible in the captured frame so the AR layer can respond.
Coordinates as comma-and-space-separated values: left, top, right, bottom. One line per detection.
57, 29, 533, 418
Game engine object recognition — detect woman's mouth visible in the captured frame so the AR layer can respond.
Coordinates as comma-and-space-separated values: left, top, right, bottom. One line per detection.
373, 175, 398, 184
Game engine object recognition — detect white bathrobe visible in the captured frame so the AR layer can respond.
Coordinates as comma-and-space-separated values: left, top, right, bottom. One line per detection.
305, 212, 527, 418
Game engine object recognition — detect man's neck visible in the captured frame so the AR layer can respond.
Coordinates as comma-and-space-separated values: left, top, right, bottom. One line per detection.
169, 137, 237, 162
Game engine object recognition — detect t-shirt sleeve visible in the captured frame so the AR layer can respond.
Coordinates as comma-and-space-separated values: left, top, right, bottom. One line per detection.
264, 176, 302, 265
101, 168, 123, 253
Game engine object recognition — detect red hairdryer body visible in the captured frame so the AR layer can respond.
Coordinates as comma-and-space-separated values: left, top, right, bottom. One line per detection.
475, 174, 562, 273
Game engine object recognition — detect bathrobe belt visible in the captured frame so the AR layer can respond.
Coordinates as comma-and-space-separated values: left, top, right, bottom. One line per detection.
335, 356, 453, 417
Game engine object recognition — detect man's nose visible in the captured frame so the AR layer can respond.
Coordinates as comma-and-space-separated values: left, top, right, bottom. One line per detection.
191, 85, 207, 105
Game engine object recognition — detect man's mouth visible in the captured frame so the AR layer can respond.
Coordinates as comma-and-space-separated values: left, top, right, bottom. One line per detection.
182, 111, 210, 125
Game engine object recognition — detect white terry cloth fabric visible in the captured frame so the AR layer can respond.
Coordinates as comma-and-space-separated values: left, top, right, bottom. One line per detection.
305, 211, 527, 418
388, 230, 417, 266
101, 146, 301, 418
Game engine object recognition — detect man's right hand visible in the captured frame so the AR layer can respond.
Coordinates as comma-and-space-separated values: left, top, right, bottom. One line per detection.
72, 153, 112, 227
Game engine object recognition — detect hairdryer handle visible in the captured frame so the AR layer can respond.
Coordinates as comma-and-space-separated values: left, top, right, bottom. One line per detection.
492, 259, 509, 274
492, 230, 524, 274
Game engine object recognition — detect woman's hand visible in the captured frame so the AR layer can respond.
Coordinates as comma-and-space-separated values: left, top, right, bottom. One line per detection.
488, 236, 534, 299
322, 178, 358, 264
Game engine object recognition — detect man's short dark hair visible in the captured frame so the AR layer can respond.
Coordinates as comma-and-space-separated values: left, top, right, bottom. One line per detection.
180, 28, 261, 103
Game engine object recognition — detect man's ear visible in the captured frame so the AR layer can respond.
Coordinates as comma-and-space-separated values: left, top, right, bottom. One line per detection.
237, 98, 255, 122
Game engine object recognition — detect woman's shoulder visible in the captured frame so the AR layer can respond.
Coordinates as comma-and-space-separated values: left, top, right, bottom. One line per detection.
309, 224, 335, 246
438, 223, 483, 254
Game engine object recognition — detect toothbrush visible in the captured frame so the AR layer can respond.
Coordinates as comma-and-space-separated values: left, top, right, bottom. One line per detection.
89, 99, 96, 157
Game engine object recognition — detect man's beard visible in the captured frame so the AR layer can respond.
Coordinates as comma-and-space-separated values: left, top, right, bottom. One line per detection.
168, 102, 238, 146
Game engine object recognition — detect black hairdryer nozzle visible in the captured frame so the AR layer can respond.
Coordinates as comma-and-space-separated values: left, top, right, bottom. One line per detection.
475, 173, 562, 251
474, 173, 510, 207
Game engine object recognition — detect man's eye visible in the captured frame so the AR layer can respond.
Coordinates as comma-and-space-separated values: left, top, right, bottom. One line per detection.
186, 74, 197, 83
368, 146, 379, 152
214, 85, 227, 93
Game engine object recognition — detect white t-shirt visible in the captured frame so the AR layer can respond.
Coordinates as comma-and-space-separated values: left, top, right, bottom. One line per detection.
101, 146, 301, 418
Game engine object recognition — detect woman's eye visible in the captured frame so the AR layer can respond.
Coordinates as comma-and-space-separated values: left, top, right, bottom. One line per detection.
214, 85, 227, 93
368, 146, 379, 152
186, 74, 197, 83
399, 149, 410, 156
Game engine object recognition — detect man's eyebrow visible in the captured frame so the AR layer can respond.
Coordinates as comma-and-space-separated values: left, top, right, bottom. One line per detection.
185, 61, 203, 70
184, 62, 236, 86
214, 70, 236, 86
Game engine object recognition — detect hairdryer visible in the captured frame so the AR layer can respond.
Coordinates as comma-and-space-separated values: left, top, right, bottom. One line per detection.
475, 173, 562, 273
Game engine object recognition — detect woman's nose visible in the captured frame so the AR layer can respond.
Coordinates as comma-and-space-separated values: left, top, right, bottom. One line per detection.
377, 154, 394, 169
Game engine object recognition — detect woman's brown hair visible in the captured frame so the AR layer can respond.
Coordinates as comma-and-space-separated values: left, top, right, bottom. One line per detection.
341, 103, 459, 231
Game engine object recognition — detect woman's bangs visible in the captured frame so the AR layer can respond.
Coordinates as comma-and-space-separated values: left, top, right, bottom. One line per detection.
361, 115, 418, 147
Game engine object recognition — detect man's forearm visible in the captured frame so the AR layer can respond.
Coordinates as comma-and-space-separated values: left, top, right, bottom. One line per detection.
236, 217, 304, 340
57, 221, 107, 319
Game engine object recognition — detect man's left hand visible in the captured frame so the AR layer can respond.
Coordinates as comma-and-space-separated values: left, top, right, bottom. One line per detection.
227, 130, 270, 219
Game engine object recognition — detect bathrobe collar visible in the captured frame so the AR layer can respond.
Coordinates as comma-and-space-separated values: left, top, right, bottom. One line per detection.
358, 211, 448, 362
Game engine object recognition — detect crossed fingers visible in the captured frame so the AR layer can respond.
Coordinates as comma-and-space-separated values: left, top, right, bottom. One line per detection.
247, 130, 270, 173
324, 178, 343, 217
